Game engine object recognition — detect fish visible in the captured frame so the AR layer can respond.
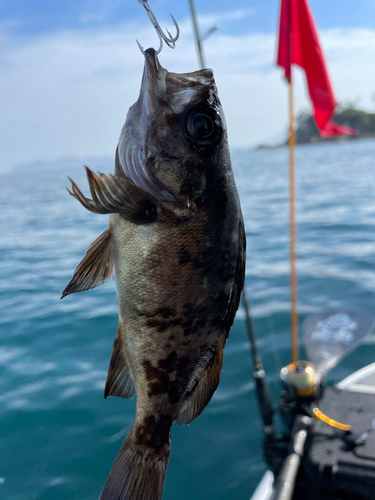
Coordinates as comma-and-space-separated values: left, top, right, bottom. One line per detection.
62, 47, 246, 500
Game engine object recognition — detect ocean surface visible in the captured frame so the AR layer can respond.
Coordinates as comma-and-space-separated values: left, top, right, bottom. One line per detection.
1, 139, 375, 500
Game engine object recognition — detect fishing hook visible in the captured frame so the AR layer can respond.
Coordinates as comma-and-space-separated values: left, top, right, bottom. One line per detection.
136, 31, 163, 55
137, 0, 180, 50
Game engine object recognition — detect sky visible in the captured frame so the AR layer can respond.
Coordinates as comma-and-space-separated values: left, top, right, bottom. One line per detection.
1, 0, 375, 173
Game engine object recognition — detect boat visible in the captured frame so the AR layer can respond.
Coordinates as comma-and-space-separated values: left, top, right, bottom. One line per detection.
247, 307, 375, 500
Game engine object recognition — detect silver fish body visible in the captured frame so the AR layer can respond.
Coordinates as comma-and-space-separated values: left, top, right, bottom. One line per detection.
63, 48, 245, 500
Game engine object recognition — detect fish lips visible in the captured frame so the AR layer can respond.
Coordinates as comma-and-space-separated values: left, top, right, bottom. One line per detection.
117, 48, 226, 204
139, 48, 167, 115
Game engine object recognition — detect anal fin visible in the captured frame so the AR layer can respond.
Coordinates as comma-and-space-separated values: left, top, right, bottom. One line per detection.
177, 334, 226, 425
105, 327, 135, 399
61, 229, 113, 298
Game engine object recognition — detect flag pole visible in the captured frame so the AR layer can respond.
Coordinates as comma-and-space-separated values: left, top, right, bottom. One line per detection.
278, 0, 355, 362
289, 67, 299, 362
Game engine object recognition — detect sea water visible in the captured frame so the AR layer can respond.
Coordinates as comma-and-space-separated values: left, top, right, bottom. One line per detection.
1, 139, 375, 500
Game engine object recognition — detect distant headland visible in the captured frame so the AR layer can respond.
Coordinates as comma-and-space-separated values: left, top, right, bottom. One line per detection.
258, 106, 375, 149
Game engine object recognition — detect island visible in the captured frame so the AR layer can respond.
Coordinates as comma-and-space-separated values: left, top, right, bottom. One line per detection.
257, 106, 375, 149
295, 106, 375, 144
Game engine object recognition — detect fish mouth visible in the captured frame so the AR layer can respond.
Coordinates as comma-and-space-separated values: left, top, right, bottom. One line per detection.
117, 48, 174, 201
139, 48, 168, 115
117, 48, 223, 203
143, 48, 165, 87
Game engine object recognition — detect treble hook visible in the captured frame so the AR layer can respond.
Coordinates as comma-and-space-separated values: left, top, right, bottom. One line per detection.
136, 32, 163, 55
137, 0, 180, 50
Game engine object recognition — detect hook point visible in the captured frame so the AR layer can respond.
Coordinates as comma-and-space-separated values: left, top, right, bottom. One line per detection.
136, 39, 145, 55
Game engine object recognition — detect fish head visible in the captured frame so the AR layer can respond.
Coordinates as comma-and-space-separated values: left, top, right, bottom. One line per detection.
118, 48, 228, 206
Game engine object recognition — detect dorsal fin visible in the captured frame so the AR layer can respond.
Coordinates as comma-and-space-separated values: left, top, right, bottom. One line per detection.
61, 229, 113, 299
177, 334, 226, 425
105, 326, 135, 399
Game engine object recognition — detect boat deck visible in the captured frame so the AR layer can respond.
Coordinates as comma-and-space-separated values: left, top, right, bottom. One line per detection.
336, 362, 375, 394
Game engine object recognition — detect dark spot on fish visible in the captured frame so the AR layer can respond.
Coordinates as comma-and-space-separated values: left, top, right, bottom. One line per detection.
177, 356, 191, 371
148, 415, 172, 453
182, 306, 209, 336
178, 245, 217, 272
158, 351, 177, 373
150, 378, 170, 397
143, 360, 163, 382
178, 247, 192, 265
135, 415, 155, 447
145, 319, 166, 332
142, 307, 183, 332
191, 257, 203, 270
145, 317, 182, 333
155, 307, 174, 318
183, 323, 193, 337
143, 354, 193, 404
166, 343, 171, 349
181, 317, 193, 333
168, 334, 175, 341
135, 414, 172, 454
167, 382, 180, 405
142, 359, 172, 398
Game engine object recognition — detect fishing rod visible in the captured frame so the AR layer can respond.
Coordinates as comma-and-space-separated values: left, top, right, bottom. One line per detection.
188, 0, 219, 69
242, 288, 274, 436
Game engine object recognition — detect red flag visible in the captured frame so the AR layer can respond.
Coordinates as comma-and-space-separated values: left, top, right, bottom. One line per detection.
277, 0, 358, 137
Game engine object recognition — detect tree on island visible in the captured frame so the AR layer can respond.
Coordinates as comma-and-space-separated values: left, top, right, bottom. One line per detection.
295, 105, 375, 144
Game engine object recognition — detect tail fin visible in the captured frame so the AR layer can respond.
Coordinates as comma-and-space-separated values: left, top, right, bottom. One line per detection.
100, 420, 171, 500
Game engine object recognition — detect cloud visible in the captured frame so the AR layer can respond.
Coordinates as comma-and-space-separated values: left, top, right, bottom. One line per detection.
320, 29, 375, 108
198, 8, 254, 27
0, 18, 374, 173
78, 0, 123, 24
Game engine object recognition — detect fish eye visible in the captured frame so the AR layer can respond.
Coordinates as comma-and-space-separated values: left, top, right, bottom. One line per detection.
184, 106, 223, 151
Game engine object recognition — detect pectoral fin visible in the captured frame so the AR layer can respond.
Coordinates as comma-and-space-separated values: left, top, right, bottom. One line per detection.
61, 229, 113, 298
68, 166, 158, 223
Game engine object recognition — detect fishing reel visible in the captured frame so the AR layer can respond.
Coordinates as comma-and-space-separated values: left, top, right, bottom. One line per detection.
278, 360, 323, 431
279, 360, 352, 434
280, 360, 322, 400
